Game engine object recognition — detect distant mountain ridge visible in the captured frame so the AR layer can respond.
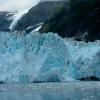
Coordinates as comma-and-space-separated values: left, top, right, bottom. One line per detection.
0, 1, 67, 32
14, 1, 67, 32
40, 0, 67, 2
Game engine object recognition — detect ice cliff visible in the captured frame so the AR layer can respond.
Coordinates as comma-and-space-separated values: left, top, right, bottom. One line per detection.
0, 32, 100, 83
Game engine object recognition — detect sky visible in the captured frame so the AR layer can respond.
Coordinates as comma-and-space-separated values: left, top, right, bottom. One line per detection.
0, 0, 40, 11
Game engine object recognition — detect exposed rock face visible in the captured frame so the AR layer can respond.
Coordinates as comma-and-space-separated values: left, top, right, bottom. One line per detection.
40, 0, 100, 41
0, 12, 13, 31
0, 1, 66, 32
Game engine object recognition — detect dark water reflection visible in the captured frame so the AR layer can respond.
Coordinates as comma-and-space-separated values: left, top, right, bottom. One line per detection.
0, 82, 100, 100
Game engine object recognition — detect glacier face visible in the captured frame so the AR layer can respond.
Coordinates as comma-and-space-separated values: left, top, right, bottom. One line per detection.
65, 39, 100, 79
0, 32, 71, 83
0, 32, 100, 83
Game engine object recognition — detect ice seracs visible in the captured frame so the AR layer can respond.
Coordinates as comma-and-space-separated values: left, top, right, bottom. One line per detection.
0, 32, 71, 83
65, 39, 100, 80
0, 32, 100, 83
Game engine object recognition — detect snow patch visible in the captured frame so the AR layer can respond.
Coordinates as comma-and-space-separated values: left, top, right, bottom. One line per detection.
9, 10, 29, 31
31, 25, 42, 32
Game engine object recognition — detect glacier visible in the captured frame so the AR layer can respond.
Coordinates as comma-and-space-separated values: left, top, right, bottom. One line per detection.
9, 10, 29, 31
0, 32, 100, 83
65, 39, 100, 79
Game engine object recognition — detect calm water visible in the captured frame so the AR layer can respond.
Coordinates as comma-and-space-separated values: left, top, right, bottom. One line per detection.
0, 82, 100, 100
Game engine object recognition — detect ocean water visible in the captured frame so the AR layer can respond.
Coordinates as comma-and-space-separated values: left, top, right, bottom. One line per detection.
0, 82, 100, 100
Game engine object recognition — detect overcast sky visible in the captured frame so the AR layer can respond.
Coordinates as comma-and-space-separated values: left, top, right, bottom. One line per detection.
0, 0, 40, 11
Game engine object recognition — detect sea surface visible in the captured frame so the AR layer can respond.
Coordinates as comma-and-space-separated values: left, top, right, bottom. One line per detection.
0, 82, 100, 100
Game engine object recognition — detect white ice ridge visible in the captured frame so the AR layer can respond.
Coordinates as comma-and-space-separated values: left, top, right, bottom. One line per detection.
0, 32, 100, 83
9, 10, 29, 31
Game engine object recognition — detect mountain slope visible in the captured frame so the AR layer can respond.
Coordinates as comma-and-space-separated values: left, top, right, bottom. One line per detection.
13, 1, 66, 32
40, 0, 100, 41
0, 12, 13, 31
0, 1, 66, 32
